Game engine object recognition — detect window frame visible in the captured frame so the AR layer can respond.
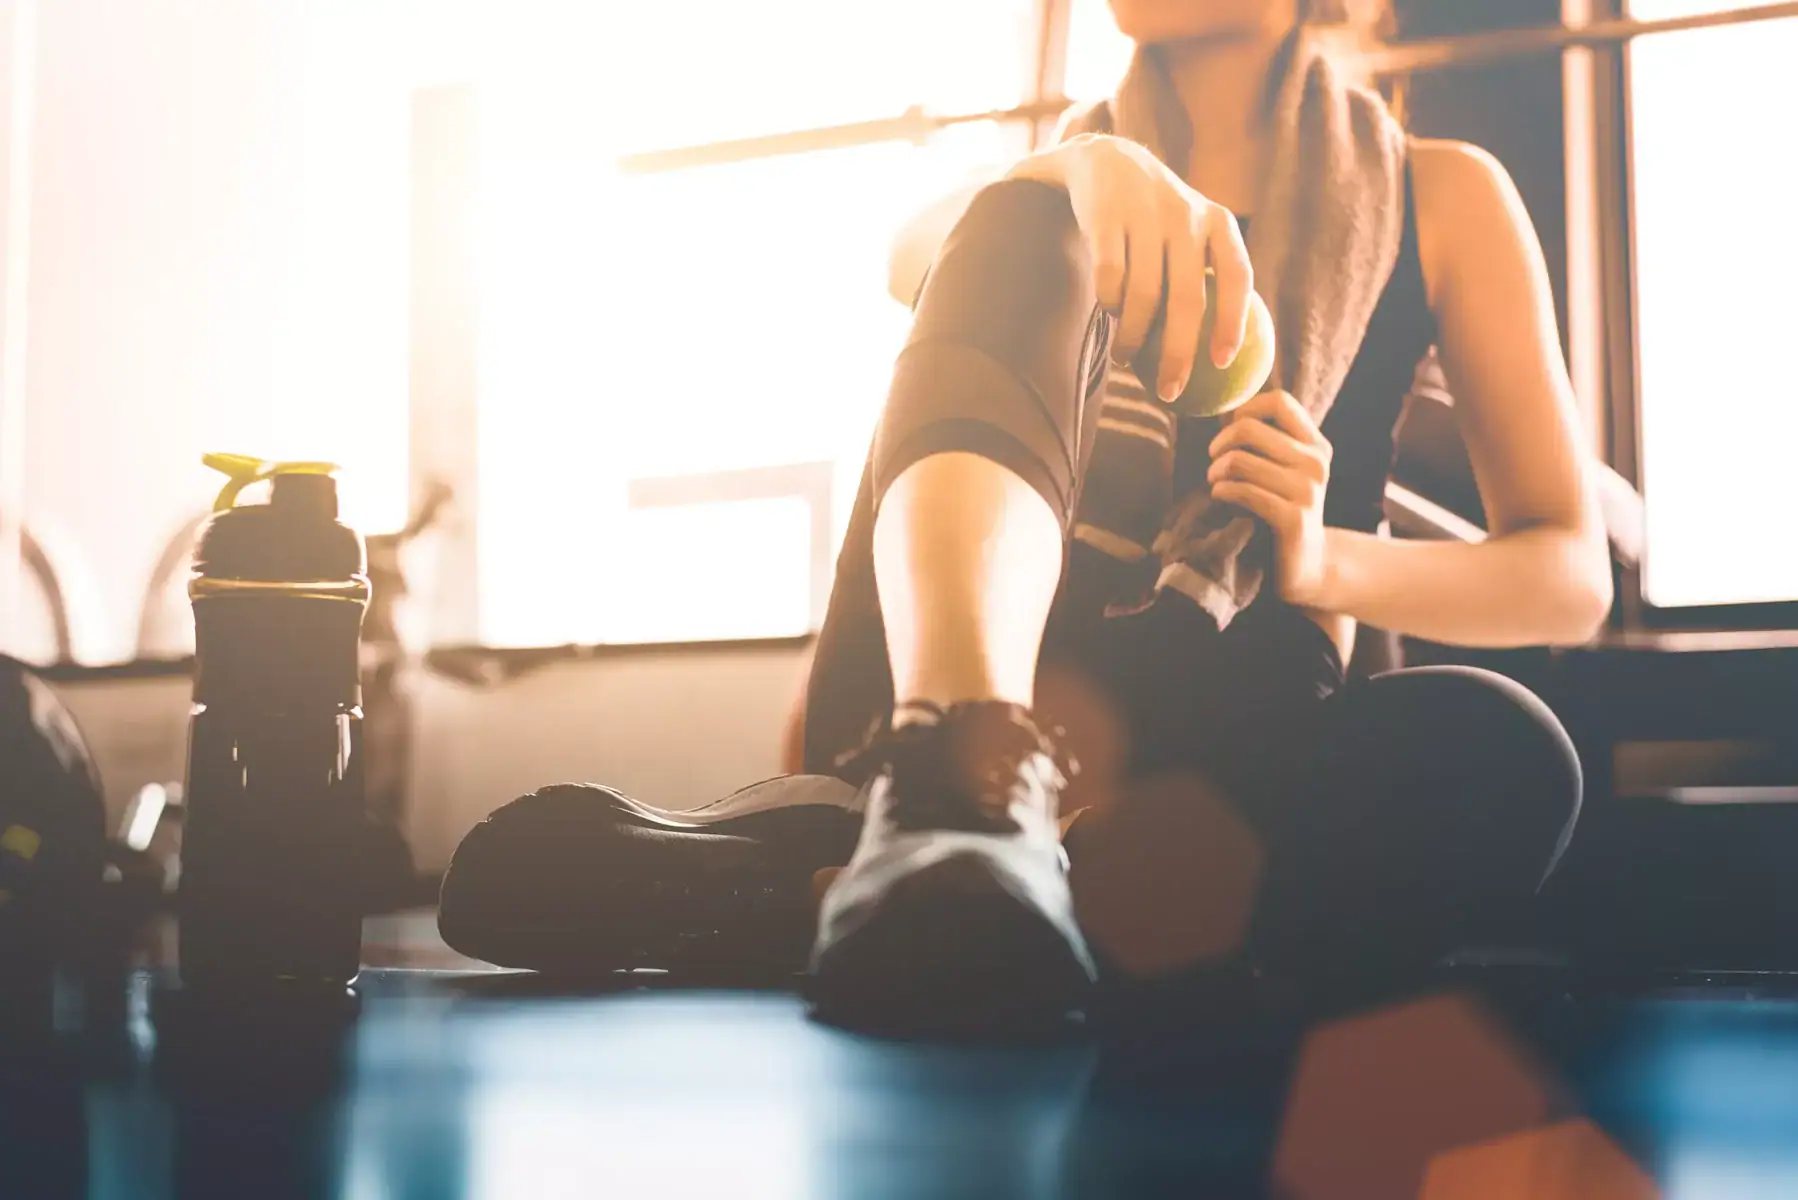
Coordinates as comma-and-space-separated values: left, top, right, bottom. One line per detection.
1602, 0, 1798, 628
1376, 0, 1798, 630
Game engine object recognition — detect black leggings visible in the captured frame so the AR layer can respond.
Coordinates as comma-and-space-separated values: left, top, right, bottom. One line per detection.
804, 179, 1581, 980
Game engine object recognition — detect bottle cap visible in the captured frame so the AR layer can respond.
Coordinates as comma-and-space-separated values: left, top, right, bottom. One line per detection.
203, 453, 341, 513
191, 453, 366, 586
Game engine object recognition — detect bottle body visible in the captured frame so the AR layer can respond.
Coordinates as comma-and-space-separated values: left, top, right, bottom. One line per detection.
178, 701, 365, 988
177, 468, 371, 991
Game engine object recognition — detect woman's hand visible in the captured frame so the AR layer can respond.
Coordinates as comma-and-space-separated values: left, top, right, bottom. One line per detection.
1208, 391, 1333, 607
1006, 134, 1253, 403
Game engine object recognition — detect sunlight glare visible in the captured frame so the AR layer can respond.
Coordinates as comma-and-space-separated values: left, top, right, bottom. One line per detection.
1629, 8, 1798, 606
473, 49, 1019, 643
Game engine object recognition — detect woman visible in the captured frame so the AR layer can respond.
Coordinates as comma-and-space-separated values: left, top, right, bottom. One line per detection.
442, 0, 1605, 1038
799, 0, 1606, 1034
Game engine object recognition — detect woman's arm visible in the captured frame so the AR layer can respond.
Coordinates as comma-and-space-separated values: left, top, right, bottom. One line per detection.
1309, 139, 1613, 648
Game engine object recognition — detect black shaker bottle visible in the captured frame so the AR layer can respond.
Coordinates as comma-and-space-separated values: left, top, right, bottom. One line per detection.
177, 454, 371, 990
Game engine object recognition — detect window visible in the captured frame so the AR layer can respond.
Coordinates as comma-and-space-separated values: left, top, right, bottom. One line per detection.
591, 1, 1039, 154
474, 119, 1022, 645
466, 2, 1043, 646
1626, 1, 1798, 607
1065, 0, 1136, 105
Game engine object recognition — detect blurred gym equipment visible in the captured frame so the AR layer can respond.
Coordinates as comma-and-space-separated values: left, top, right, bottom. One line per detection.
0, 655, 107, 982
360, 480, 455, 910
0, 516, 81, 664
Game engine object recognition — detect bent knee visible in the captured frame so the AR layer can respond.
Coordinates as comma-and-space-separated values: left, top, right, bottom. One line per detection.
948, 178, 1086, 268
1358, 666, 1582, 826
912, 178, 1097, 353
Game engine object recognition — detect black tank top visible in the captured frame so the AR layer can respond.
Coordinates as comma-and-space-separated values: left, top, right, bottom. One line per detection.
1171, 165, 1437, 534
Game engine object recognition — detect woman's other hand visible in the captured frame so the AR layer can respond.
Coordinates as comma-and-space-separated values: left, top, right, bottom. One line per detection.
1208, 390, 1332, 607
1006, 134, 1253, 404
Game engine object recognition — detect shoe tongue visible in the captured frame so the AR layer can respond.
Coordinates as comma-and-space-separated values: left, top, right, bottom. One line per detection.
901, 701, 1051, 794
836, 700, 1062, 794
942, 699, 1041, 750
898, 698, 1038, 736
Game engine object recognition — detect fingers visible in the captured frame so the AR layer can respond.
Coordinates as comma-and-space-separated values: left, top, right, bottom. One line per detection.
1212, 479, 1298, 534
1206, 208, 1254, 369
1112, 196, 1167, 358
1212, 387, 1329, 510
1155, 207, 1209, 401
1208, 449, 1317, 506
1068, 140, 1249, 383
1227, 390, 1329, 450
1090, 217, 1129, 317
1209, 413, 1329, 477
1068, 141, 1130, 319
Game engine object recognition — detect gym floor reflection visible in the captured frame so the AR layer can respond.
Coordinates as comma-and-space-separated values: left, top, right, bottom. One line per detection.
7, 915, 1798, 1199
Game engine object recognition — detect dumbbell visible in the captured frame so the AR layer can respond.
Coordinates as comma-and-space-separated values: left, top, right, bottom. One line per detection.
0, 657, 107, 996
107, 781, 185, 912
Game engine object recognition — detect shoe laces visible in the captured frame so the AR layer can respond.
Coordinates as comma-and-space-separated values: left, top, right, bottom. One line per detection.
833, 700, 1077, 834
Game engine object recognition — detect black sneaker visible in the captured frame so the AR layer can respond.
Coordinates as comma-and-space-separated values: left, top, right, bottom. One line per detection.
807, 701, 1097, 1039
437, 775, 863, 975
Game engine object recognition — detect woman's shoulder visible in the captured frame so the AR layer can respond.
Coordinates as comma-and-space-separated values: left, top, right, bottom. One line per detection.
1406, 137, 1538, 311
1409, 137, 1514, 193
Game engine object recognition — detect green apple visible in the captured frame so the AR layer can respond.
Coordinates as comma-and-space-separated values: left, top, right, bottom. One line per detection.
1131, 269, 1277, 418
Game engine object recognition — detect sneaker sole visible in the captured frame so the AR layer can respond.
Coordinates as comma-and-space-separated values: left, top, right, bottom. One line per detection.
807, 853, 1095, 1041
438, 779, 861, 975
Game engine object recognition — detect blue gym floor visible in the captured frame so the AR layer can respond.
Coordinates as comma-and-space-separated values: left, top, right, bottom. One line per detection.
7, 914, 1798, 1199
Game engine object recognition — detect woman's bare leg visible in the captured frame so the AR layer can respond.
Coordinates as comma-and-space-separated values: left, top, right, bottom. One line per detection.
805, 180, 1112, 1036
874, 453, 1063, 716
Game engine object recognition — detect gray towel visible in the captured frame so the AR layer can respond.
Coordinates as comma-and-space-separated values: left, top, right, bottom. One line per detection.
1060, 29, 1409, 627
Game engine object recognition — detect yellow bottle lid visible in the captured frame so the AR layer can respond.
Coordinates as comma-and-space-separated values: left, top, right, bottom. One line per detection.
202, 453, 341, 513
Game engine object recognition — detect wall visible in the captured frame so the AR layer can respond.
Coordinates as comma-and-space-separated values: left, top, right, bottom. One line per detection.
8, 0, 412, 664
403, 644, 811, 869
53, 643, 813, 874
0, 1, 33, 645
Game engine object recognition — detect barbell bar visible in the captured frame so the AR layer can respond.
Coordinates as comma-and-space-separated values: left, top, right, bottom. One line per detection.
1366, 0, 1798, 78
618, 0, 1798, 174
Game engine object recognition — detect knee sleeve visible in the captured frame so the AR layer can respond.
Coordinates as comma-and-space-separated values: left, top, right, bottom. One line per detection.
871, 179, 1110, 530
